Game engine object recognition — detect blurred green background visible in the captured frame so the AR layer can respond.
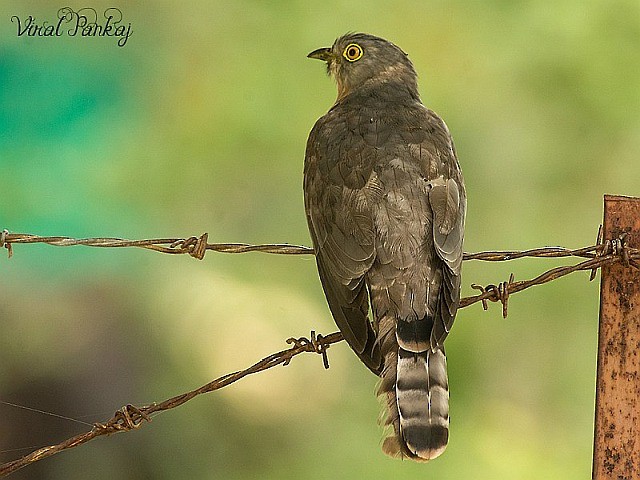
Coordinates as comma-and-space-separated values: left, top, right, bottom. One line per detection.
1, 1, 639, 478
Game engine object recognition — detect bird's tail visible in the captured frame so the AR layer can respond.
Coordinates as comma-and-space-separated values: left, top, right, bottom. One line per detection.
378, 325, 449, 461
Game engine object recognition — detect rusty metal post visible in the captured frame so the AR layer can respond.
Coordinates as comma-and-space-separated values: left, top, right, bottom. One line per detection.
593, 195, 640, 479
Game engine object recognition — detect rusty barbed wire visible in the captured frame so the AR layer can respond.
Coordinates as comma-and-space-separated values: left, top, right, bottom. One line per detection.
0, 228, 628, 262
0, 230, 314, 259
1, 228, 639, 476
0, 331, 343, 477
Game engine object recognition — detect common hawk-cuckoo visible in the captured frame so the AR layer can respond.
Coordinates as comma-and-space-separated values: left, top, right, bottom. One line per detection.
304, 33, 466, 461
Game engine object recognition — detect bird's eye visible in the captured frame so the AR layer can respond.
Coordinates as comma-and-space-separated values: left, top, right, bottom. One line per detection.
343, 43, 363, 62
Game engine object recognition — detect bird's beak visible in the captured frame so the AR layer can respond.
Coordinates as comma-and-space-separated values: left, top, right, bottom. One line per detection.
307, 47, 333, 62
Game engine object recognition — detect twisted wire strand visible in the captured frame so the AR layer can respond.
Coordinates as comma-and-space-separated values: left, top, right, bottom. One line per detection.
3, 229, 633, 261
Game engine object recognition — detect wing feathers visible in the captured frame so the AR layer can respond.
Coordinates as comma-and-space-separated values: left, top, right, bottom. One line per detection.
429, 177, 465, 274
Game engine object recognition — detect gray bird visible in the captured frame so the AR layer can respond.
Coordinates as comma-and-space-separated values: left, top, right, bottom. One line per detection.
304, 33, 466, 461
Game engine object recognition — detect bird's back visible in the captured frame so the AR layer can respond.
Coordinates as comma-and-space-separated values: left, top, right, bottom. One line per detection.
304, 33, 465, 462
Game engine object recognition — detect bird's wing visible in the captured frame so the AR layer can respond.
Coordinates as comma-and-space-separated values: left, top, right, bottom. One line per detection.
423, 112, 466, 349
304, 118, 382, 374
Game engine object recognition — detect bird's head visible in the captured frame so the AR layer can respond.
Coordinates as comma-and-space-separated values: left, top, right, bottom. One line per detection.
308, 33, 419, 102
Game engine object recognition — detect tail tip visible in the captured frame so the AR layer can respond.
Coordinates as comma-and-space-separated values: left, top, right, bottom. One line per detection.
413, 443, 448, 461
404, 424, 449, 461
382, 425, 449, 462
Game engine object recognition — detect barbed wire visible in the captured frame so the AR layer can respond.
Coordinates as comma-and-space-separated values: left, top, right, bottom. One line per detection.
0, 228, 619, 262
0, 230, 313, 260
1, 227, 639, 476
0, 331, 342, 477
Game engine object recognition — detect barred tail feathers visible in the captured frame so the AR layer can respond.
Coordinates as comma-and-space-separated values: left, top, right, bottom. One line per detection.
398, 348, 449, 459
378, 332, 449, 461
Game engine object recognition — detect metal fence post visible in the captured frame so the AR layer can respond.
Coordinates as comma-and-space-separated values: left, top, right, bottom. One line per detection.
593, 194, 640, 479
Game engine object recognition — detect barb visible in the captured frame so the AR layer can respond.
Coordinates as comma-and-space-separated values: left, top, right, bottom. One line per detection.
590, 225, 604, 281
0, 230, 12, 258
470, 273, 514, 318
1, 228, 639, 476
286, 331, 331, 369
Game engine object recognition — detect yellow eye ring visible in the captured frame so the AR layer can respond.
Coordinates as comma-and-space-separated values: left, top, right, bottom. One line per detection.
343, 43, 363, 62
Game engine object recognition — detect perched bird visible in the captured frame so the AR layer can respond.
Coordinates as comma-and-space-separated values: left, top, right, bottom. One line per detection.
303, 33, 466, 461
